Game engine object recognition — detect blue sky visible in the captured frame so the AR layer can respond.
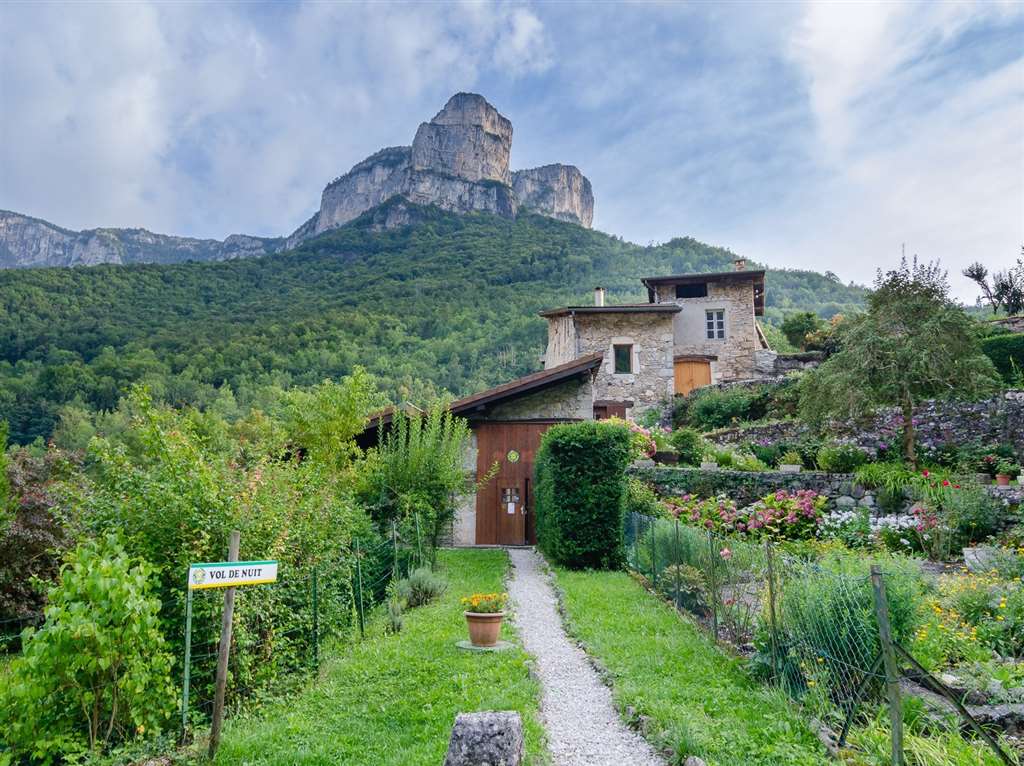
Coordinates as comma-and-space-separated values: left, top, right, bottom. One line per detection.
1, 1, 1021, 300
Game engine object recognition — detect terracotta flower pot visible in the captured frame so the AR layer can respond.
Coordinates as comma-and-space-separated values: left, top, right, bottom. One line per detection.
996, 474, 1011, 487
465, 611, 505, 647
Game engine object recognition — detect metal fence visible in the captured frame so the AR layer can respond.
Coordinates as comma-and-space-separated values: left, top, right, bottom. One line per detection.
625, 511, 1016, 766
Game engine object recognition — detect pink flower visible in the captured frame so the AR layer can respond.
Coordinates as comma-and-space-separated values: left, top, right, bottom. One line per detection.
720, 548, 733, 560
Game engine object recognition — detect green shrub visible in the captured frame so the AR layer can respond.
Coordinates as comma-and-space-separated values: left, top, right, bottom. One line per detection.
686, 386, 763, 430
816, 443, 868, 473
358, 405, 475, 551
668, 427, 705, 466
779, 450, 803, 466
981, 332, 1024, 382
535, 421, 634, 569
748, 441, 781, 467
395, 566, 447, 609
0, 535, 175, 761
624, 477, 662, 518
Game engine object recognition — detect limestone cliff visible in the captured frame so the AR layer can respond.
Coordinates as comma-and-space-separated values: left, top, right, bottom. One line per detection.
512, 165, 594, 227
288, 92, 591, 243
0, 210, 283, 269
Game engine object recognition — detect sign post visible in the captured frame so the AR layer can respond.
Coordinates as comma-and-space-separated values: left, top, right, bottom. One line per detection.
178, 535, 278, 752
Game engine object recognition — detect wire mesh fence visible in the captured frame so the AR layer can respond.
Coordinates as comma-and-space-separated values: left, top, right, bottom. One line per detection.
625, 511, 1018, 765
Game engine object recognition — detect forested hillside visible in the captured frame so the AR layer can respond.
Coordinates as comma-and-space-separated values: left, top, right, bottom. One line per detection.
0, 202, 868, 443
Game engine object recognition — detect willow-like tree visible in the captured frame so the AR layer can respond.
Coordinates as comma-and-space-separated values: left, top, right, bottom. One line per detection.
799, 259, 1000, 466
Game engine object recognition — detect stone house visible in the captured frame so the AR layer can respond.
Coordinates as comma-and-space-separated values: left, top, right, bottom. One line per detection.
362, 265, 770, 547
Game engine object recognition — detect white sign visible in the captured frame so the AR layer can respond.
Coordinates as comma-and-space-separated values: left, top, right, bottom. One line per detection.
188, 560, 278, 590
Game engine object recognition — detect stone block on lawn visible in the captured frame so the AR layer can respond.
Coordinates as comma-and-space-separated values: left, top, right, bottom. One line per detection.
443, 711, 524, 766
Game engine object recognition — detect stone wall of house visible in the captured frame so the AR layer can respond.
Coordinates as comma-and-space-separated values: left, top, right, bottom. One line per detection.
483, 377, 594, 421
652, 280, 761, 381
707, 390, 1024, 457
631, 465, 1023, 512
572, 313, 675, 417
542, 315, 577, 368
452, 431, 479, 546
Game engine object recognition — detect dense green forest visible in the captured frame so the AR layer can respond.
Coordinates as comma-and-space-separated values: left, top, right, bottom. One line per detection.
0, 201, 869, 443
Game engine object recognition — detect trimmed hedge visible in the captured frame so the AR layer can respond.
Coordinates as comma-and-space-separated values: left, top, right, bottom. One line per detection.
982, 332, 1024, 381
534, 421, 634, 569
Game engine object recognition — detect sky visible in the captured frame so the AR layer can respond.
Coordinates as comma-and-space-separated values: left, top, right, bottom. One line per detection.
1, 1, 1022, 302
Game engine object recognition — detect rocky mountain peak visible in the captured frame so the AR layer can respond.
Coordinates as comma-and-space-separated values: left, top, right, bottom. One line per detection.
293, 92, 593, 243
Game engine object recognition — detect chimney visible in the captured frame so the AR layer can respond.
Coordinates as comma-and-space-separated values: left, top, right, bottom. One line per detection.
594, 287, 606, 306
734, 257, 746, 272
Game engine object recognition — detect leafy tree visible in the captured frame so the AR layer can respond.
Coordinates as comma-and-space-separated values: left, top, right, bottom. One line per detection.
963, 253, 1024, 315
799, 258, 1000, 466
780, 311, 825, 350
0, 534, 175, 761
283, 369, 384, 469
357, 404, 477, 551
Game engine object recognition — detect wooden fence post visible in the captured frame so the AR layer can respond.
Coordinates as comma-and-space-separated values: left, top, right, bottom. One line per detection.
870, 565, 904, 766
208, 530, 240, 760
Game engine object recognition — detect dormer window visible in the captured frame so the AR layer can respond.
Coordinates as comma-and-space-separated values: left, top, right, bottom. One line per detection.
676, 282, 708, 299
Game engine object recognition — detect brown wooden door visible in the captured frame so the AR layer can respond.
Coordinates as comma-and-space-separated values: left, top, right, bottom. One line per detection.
674, 360, 711, 395
475, 422, 557, 545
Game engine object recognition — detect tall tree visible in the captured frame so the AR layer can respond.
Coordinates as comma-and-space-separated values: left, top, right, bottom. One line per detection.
800, 258, 1000, 466
963, 252, 1024, 315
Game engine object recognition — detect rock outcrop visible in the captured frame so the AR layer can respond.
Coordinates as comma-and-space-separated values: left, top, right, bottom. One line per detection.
512, 164, 594, 227
1, 92, 594, 268
288, 92, 592, 243
0, 210, 283, 269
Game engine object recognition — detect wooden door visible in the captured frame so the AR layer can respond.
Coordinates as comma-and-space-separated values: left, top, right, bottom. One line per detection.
474, 422, 557, 545
674, 360, 711, 395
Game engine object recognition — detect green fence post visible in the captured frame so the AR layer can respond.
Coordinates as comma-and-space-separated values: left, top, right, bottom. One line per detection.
414, 513, 424, 568
649, 517, 658, 588
355, 538, 365, 640
706, 530, 718, 644
764, 540, 780, 682
179, 586, 194, 742
391, 520, 400, 581
871, 565, 904, 766
673, 520, 682, 609
631, 513, 639, 570
311, 566, 319, 671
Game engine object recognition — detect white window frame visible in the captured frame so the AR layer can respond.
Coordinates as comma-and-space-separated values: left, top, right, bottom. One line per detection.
705, 309, 726, 340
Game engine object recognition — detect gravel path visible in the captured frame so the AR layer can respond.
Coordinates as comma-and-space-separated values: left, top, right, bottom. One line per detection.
506, 548, 664, 766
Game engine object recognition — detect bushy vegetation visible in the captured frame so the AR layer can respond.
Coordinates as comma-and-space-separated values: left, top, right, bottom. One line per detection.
981, 332, 1024, 382
673, 377, 801, 432
0, 207, 866, 446
535, 420, 634, 569
357, 405, 475, 551
0, 534, 175, 760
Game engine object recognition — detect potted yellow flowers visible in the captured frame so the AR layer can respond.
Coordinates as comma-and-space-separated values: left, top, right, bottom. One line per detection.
461, 592, 508, 647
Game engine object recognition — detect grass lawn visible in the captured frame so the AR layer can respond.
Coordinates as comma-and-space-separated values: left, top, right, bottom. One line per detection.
554, 567, 831, 766
207, 549, 546, 766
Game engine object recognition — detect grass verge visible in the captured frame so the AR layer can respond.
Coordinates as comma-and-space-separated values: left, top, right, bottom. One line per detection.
553, 567, 830, 766
207, 549, 546, 766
